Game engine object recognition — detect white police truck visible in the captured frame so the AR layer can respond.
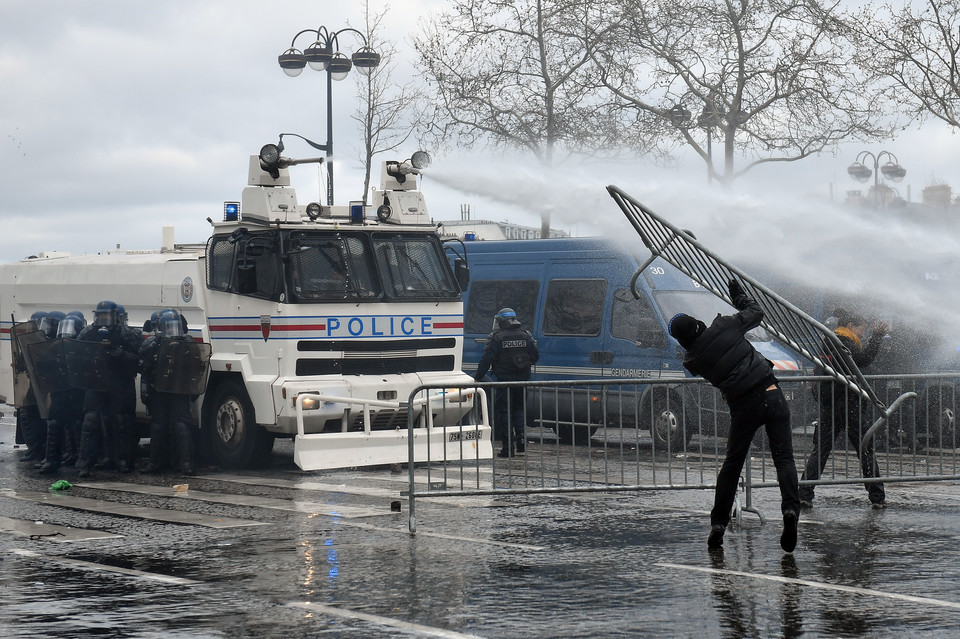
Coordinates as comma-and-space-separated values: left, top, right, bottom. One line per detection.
0, 146, 490, 470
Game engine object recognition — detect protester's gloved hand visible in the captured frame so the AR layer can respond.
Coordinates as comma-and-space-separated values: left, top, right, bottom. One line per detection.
728, 278, 745, 299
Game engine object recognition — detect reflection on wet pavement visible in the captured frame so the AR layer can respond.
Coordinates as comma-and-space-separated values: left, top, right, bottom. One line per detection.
3, 415, 960, 637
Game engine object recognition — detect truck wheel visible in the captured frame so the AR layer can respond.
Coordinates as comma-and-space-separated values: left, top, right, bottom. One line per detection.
204, 379, 273, 468
640, 388, 689, 451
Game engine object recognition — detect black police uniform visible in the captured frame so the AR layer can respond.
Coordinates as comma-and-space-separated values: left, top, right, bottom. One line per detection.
139, 333, 198, 474
475, 323, 539, 456
75, 323, 142, 476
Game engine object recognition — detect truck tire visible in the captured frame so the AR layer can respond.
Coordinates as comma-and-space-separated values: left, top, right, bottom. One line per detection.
204, 379, 274, 468
640, 387, 690, 452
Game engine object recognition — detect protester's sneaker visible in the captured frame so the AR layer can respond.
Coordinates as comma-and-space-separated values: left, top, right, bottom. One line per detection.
799, 499, 813, 510
708, 524, 725, 549
515, 443, 525, 455
496, 448, 513, 458
780, 510, 799, 553
871, 500, 887, 510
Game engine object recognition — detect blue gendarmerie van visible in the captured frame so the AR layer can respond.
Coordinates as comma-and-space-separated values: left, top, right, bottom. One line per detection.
457, 237, 804, 447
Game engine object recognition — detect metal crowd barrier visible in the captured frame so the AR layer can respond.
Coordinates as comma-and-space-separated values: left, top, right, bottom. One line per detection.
405, 374, 959, 533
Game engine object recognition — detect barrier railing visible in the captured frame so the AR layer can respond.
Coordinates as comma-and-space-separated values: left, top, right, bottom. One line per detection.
406, 374, 959, 533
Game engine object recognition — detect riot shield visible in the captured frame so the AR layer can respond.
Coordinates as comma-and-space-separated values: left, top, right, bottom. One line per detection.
152, 340, 211, 395
24, 338, 71, 418
10, 321, 38, 407
63, 339, 122, 392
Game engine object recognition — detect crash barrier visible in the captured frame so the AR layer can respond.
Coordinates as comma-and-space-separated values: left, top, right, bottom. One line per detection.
405, 374, 959, 533
606, 185, 916, 437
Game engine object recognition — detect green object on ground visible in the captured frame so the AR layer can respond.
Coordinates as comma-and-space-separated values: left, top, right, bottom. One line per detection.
49, 480, 72, 492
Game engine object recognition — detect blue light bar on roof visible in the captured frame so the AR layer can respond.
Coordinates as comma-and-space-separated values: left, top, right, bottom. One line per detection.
224, 201, 240, 222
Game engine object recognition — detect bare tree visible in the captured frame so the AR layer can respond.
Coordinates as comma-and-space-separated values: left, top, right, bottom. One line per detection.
847, 0, 960, 129
414, 0, 632, 237
352, 1, 421, 204
594, 0, 893, 187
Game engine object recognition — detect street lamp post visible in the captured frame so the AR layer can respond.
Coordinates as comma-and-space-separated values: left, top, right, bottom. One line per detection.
278, 26, 381, 206
847, 150, 906, 209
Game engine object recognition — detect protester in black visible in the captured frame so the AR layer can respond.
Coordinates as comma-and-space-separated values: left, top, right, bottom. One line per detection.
670, 279, 801, 552
474, 308, 539, 458
799, 310, 889, 508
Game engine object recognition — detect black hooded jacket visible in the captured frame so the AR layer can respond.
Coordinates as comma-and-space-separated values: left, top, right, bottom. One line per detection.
681, 293, 776, 404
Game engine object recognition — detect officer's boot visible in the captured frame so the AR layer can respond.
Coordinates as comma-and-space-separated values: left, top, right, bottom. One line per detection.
115, 414, 134, 473
19, 406, 46, 462
144, 420, 167, 473
62, 424, 78, 466
38, 419, 63, 474
75, 411, 101, 478
174, 422, 195, 475
96, 416, 117, 470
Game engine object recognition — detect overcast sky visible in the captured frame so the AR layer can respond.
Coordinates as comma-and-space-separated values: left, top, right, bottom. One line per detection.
2, 0, 958, 287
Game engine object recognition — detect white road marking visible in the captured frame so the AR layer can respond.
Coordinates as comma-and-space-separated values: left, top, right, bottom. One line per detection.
289, 601, 486, 638
11, 549, 199, 585
657, 562, 960, 610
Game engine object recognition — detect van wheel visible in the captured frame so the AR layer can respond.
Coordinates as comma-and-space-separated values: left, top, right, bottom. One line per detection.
204, 379, 274, 468
640, 388, 689, 451
555, 424, 598, 445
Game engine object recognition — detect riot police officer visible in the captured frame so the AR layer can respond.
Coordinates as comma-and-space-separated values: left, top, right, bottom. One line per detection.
37, 314, 87, 474
139, 309, 200, 474
474, 308, 539, 457
74, 301, 142, 477
15, 311, 50, 463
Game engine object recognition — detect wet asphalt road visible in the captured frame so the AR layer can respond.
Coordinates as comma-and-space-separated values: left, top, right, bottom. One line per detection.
3, 408, 960, 638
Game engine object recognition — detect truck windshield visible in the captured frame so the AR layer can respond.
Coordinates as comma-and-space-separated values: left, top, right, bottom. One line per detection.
285, 231, 459, 303
653, 290, 771, 342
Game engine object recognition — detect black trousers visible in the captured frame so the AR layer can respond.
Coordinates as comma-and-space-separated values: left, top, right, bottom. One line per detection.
492, 384, 526, 451
800, 386, 885, 504
711, 385, 800, 527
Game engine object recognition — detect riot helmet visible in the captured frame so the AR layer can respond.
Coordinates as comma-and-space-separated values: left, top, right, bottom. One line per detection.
57, 316, 85, 339
494, 307, 521, 330
39, 311, 66, 339
67, 310, 85, 321
145, 308, 171, 334
30, 310, 47, 324
117, 304, 128, 326
94, 300, 119, 327
157, 309, 184, 338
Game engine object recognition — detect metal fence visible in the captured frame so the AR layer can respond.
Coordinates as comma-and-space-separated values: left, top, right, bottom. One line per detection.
405, 374, 959, 532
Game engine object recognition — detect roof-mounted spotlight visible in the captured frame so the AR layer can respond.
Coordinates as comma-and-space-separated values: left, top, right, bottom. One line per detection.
259, 143, 283, 179
411, 150, 432, 170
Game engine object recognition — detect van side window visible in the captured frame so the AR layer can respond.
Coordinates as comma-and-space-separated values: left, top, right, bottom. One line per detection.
464, 280, 539, 334
611, 288, 666, 348
543, 279, 606, 336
